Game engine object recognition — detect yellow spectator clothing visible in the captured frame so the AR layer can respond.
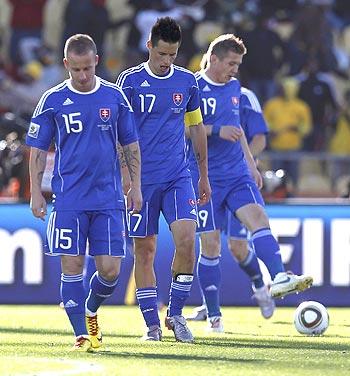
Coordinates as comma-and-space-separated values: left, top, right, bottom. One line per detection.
187, 54, 202, 73
329, 115, 350, 154
264, 97, 312, 150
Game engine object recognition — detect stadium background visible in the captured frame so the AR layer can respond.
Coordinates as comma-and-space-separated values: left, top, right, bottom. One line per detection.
0, 0, 350, 307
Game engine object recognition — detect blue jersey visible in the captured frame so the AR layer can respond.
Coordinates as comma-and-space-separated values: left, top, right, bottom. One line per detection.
26, 77, 138, 211
116, 62, 201, 184
188, 71, 248, 182
240, 87, 268, 144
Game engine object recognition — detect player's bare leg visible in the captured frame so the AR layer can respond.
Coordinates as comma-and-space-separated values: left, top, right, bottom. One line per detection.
134, 236, 157, 288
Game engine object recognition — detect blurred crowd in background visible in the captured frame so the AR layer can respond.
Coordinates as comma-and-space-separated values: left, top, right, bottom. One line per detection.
1, 0, 350, 203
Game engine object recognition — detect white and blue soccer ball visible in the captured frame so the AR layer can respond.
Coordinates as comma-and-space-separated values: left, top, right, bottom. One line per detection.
294, 301, 329, 336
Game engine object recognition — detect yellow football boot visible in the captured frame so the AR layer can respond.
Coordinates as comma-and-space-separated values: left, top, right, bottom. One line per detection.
86, 314, 103, 349
71, 335, 92, 352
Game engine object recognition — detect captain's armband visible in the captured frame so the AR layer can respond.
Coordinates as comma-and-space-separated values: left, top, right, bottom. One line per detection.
184, 108, 203, 127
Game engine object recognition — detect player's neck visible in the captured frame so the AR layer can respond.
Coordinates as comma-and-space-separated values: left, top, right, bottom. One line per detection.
147, 61, 171, 77
204, 68, 220, 84
70, 76, 97, 93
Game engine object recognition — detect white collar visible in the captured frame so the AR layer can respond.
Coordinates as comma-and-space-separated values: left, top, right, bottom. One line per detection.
144, 62, 174, 79
67, 76, 101, 94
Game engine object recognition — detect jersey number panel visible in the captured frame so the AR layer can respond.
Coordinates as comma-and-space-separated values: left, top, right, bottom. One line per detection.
201, 97, 216, 115
62, 112, 83, 134
138, 94, 156, 113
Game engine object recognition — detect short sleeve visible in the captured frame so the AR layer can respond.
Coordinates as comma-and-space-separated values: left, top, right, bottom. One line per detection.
26, 107, 55, 151
185, 75, 202, 126
186, 75, 201, 113
117, 90, 138, 146
116, 72, 133, 102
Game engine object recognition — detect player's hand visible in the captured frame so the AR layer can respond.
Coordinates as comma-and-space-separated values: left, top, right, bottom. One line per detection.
251, 167, 263, 190
121, 171, 131, 196
198, 176, 211, 205
127, 185, 143, 214
219, 125, 243, 142
30, 192, 47, 221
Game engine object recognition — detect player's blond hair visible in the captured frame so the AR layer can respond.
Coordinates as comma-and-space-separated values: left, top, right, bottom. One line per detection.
64, 34, 97, 58
200, 34, 247, 70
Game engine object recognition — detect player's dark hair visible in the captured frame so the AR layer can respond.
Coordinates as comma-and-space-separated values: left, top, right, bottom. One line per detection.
200, 34, 247, 69
150, 17, 182, 47
64, 34, 97, 58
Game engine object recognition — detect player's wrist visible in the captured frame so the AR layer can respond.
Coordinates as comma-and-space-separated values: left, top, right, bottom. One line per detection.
130, 181, 141, 187
130, 180, 141, 190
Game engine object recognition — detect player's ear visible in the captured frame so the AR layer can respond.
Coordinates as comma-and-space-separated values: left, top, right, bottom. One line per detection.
210, 54, 218, 65
146, 40, 152, 50
63, 58, 68, 70
95, 54, 99, 66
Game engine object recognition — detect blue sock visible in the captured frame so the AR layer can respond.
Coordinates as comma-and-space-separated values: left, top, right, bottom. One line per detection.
168, 274, 193, 317
239, 249, 264, 289
60, 273, 87, 337
86, 271, 119, 314
197, 254, 221, 318
83, 256, 96, 297
136, 287, 160, 328
251, 228, 284, 279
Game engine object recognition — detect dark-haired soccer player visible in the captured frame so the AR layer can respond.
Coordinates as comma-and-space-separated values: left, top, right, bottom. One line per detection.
117, 17, 211, 343
27, 34, 142, 351
187, 34, 313, 332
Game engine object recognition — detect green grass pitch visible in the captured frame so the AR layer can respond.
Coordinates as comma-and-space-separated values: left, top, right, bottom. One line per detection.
0, 305, 349, 376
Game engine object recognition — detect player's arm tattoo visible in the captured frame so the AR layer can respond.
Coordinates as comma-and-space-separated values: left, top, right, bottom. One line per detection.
122, 141, 141, 185
195, 150, 206, 165
29, 147, 48, 192
189, 123, 209, 177
117, 142, 127, 169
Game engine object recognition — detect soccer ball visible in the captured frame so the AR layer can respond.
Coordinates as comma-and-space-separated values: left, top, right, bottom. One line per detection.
294, 301, 329, 336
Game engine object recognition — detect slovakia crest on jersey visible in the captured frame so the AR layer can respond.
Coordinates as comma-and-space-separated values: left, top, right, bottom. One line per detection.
231, 97, 239, 106
173, 93, 183, 106
99, 108, 111, 122
189, 198, 196, 207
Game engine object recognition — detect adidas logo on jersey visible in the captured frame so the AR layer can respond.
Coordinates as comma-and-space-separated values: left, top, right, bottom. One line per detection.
140, 80, 150, 87
63, 98, 74, 105
239, 228, 247, 235
203, 85, 211, 92
190, 208, 196, 215
64, 299, 78, 308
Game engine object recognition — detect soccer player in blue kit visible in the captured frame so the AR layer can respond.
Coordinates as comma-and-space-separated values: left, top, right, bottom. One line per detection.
224, 87, 274, 316
187, 34, 313, 332
27, 34, 142, 351
188, 86, 275, 324
117, 17, 211, 343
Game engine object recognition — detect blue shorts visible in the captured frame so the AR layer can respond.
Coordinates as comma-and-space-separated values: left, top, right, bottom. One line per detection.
128, 176, 197, 237
222, 210, 249, 239
195, 174, 264, 233
45, 209, 126, 257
